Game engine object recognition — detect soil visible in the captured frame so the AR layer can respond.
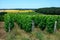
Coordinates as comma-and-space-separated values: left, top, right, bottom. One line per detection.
0, 22, 6, 40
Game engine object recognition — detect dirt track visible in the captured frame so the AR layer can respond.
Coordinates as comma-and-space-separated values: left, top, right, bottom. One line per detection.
0, 22, 6, 40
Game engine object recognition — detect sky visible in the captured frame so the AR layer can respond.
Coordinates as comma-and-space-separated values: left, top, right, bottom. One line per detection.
0, 0, 60, 9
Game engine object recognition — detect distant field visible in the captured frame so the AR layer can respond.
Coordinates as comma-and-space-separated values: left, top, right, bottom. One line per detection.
0, 10, 34, 12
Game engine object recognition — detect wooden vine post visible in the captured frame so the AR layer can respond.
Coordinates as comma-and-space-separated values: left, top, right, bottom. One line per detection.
54, 21, 57, 32
32, 20, 35, 31
9, 23, 11, 32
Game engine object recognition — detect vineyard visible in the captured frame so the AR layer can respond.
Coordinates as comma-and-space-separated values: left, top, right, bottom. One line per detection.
4, 12, 60, 33
0, 11, 60, 40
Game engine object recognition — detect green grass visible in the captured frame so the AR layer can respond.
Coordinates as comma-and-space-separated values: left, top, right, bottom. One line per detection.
5, 24, 60, 40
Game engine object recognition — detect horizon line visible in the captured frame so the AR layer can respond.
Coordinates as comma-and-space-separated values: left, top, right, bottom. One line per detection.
0, 7, 60, 9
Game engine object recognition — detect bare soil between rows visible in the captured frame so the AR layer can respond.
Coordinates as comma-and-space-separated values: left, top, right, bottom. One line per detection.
0, 22, 6, 40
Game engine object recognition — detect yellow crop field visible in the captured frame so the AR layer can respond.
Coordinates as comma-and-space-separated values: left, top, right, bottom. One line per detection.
0, 10, 34, 13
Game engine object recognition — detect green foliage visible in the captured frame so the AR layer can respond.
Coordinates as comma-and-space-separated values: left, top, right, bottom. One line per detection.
4, 14, 10, 32
0, 12, 7, 15
4, 12, 60, 33
38, 15, 46, 31
57, 15, 60, 30
33, 15, 40, 26
4, 14, 14, 32
46, 15, 57, 33
0, 15, 4, 21
0, 12, 7, 21
15, 14, 32, 32
9, 14, 15, 30
33, 15, 46, 30
35, 7, 60, 15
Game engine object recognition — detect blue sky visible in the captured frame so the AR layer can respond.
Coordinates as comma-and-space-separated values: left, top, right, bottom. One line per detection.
0, 0, 60, 9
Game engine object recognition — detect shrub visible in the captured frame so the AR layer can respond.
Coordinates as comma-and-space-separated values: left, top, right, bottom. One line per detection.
0, 12, 7, 21
15, 14, 32, 32
33, 15, 40, 26
38, 15, 46, 31
46, 15, 57, 33
57, 15, 60, 30
4, 14, 14, 32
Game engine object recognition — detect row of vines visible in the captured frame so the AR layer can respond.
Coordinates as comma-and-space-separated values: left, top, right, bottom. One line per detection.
4, 13, 60, 33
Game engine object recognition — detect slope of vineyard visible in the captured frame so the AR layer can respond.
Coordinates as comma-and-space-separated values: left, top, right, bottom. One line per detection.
0, 12, 60, 40
4, 12, 60, 33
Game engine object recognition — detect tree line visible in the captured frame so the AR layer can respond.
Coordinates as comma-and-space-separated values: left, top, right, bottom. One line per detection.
35, 7, 60, 15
